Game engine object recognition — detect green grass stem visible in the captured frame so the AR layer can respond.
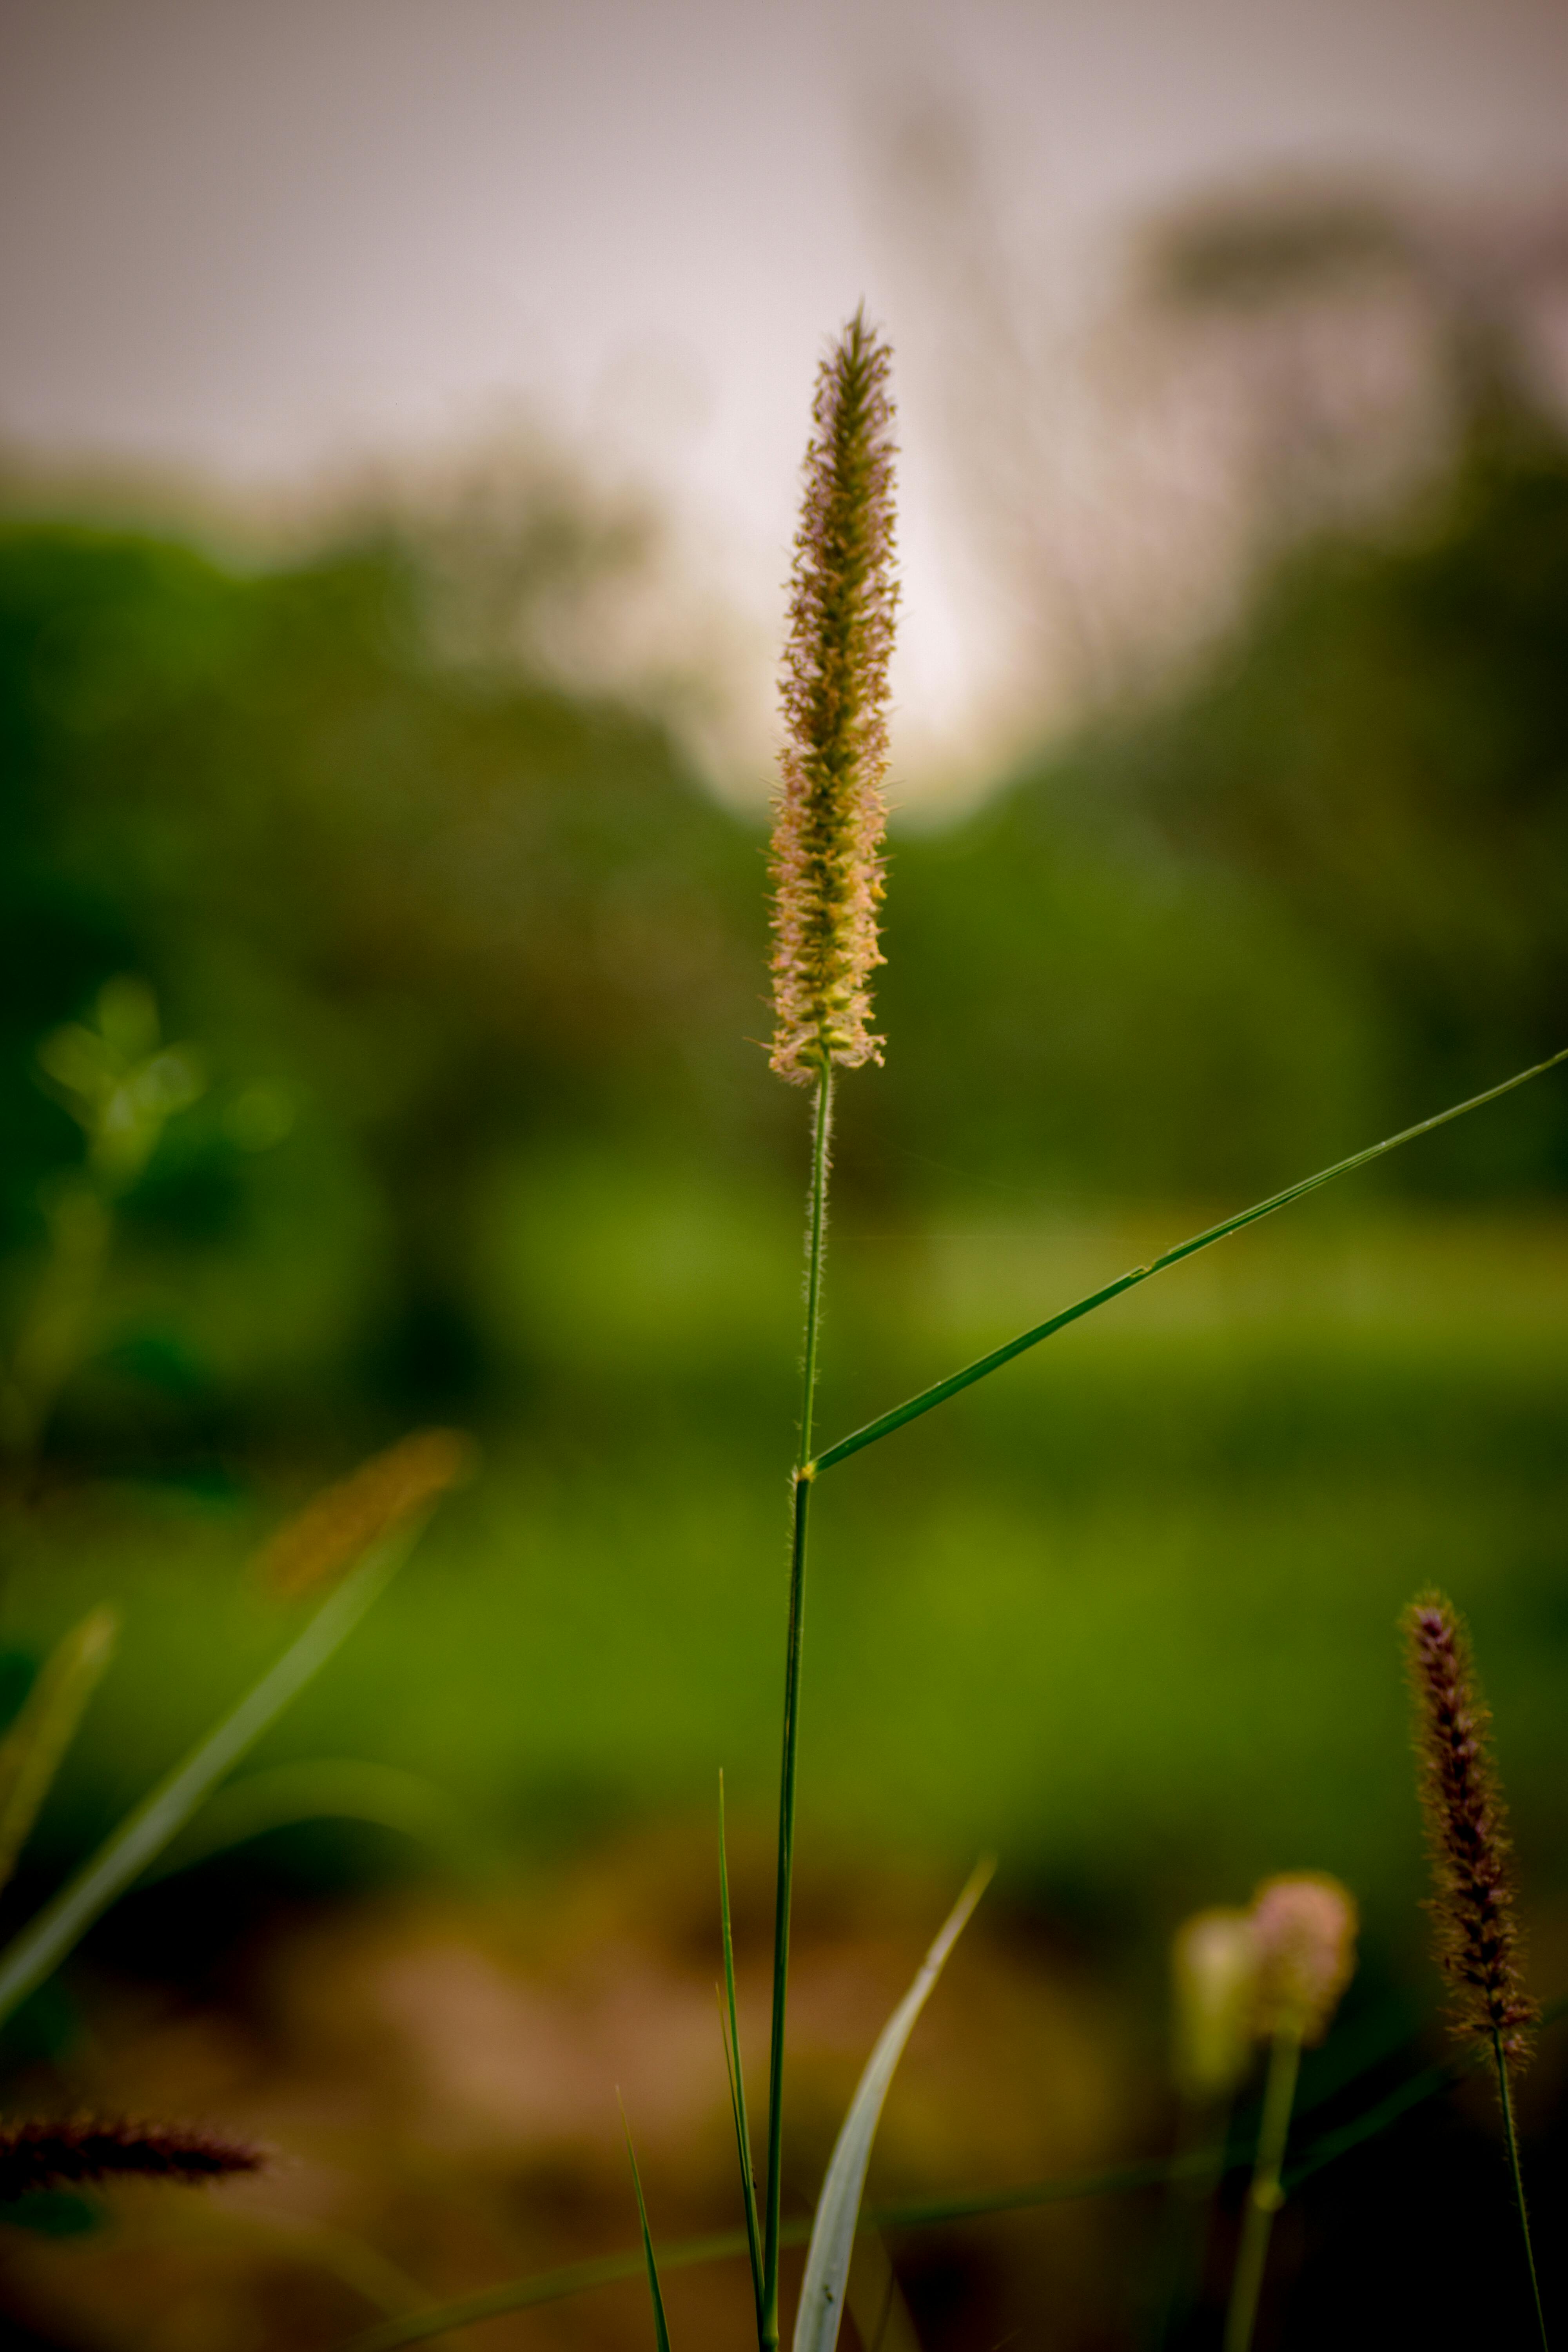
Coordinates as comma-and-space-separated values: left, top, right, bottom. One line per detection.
809, 1047, 1568, 1477
1493, 2029, 1550, 2351
762, 1069, 833, 2352
1223, 2027, 1301, 2352
1151, 2092, 1230, 2352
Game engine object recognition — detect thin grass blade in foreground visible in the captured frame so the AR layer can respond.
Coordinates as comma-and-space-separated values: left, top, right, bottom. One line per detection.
0, 1533, 409, 2030
0, 1429, 472, 2031
0, 1605, 118, 1897
621, 2103, 674, 2352
335, 1997, 1568, 2352
809, 1045, 1568, 1475
718, 1773, 765, 2330
794, 1860, 992, 2352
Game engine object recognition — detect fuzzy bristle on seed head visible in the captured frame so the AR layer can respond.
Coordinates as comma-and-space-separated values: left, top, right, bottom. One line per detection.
0, 2118, 262, 2201
768, 309, 898, 1085
1250, 1873, 1358, 2044
1403, 1590, 1538, 2069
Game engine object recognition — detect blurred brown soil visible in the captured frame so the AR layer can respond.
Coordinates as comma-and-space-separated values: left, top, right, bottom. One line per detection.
0, 1828, 1140, 2352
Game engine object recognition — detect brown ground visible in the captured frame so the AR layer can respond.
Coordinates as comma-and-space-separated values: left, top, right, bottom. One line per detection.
0, 1829, 1143, 2352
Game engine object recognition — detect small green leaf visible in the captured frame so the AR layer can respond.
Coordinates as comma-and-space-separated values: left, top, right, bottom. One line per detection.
793, 1861, 994, 2352
620, 2099, 673, 2352
0, 1608, 119, 1899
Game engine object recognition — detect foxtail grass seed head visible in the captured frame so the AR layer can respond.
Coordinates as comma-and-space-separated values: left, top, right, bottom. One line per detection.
1250, 1873, 1358, 2045
257, 1427, 477, 1597
1171, 1906, 1262, 2100
1403, 1590, 1539, 2068
0, 2118, 261, 2200
768, 309, 898, 1085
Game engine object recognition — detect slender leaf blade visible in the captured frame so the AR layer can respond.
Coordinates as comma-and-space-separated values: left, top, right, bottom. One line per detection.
793, 1860, 993, 2352
621, 2101, 673, 2352
0, 1521, 418, 2030
811, 1047, 1568, 1474
0, 1606, 118, 1898
718, 1771, 765, 2330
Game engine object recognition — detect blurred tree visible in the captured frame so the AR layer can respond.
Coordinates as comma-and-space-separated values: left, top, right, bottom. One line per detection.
0, 517, 766, 1462
4, 350, 1566, 1475
875, 414, 1568, 1202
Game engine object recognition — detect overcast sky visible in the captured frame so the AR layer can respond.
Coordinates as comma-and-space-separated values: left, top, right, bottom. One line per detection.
4, 0, 1566, 783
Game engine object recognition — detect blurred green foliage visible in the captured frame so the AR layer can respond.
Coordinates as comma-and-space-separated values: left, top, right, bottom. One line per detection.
0, 408, 1566, 1941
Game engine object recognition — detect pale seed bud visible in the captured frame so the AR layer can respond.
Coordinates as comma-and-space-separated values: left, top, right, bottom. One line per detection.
1250, 1872, 1358, 2044
1171, 1906, 1261, 2100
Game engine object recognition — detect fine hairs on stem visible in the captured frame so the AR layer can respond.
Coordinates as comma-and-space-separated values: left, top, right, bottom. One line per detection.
1404, 1593, 1549, 2348
758, 309, 897, 2352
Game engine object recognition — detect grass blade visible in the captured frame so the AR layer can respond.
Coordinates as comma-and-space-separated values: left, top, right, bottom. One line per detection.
337, 1993, 1568, 2352
0, 1521, 418, 2032
621, 2100, 673, 2352
0, 1606, 118, 1898
718, 1773, 765, 2334
793, 1860, 993, 2352
810, 1047, 1568, 1474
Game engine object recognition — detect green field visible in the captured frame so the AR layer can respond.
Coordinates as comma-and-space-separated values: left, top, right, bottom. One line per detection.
15, 1190, 1567, 1995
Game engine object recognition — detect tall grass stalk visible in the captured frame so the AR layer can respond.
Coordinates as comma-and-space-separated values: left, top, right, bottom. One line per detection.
762, 1069, 833, 2350
1223, 1873, 1356, 2352
1222, 2024, 1300, 2352
1405, 1593, 1548, 2348
759, 307, 896, 2352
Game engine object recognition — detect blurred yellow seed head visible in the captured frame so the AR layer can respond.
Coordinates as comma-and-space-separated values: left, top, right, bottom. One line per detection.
258, 1427, 477, 1597
1171, 1905, 1261, 2100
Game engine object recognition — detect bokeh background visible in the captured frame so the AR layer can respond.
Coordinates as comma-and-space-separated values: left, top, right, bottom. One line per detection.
2, 4, 1568, 2345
